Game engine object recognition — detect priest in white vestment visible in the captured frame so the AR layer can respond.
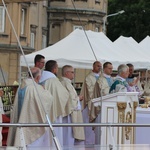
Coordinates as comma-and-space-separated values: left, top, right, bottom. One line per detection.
39, 60, 70, 147
91, 62, 113, 122
80, 61, 102, 144
7, 67, 54, 149
109, 64, 132, 93
95, 62, 113, 96
60, 65, 85, 146
93, 62, 113, 144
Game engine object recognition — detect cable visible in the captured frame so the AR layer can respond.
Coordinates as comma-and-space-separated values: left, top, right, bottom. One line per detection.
71, 0, 97, 61
70, 1, 106, 145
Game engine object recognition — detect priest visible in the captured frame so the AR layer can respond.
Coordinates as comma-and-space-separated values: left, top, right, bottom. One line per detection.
7, 67, 54, 148
60, 65, 85, 146
39, 60, 69, 146
80, 61, 102, 144
110, 64, 132, 93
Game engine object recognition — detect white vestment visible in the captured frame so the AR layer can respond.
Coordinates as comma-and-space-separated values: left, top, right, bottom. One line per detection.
27, 129, 51, 150
60, 77, 85, 146
144, 81, 150, 96
62, 115, 74, 146
39, 70, 56, 83
80, 71, 100, 144
94, 73, 113, 144
7, 79, 53, 148
39, 71, 69, 147
96, 73, 113, 96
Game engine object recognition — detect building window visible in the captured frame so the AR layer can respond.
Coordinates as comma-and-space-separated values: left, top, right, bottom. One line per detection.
95, 0, 100, 4
103, 2, 107, 13
51, 23, 60, 44
43, 1, 47, 7
0, 6, 5, 32
95, 27, 99, 32
42, 35, 47, 49
73, 26, 83, 30
21, 8, 26, 35
30, 32, 35, 48
30, 24, 37, 48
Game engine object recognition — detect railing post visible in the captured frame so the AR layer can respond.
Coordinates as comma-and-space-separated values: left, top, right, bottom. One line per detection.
19, 127, 27, 150
108, 126, 116, 150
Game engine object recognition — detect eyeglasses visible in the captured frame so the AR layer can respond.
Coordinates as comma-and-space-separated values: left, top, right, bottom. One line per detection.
67, 71, 74, 73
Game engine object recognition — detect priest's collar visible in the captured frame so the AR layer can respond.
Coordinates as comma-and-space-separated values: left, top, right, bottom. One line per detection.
116, 75, 126, 81
93, 72, 100, 77
103, 73, 111, 78
61, 77, 71, 83
39, 70, 56, 83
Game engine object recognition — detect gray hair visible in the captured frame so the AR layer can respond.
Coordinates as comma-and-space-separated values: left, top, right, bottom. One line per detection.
29, 67, 41, 78
62, 65, 73, 76
118, 64, 129, 75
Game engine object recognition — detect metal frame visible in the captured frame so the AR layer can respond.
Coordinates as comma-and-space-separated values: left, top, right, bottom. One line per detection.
1, 123, 150, 127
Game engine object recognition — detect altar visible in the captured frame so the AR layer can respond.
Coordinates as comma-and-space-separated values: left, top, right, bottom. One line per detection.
92, 92, 139, 146
135, 107, 150, 144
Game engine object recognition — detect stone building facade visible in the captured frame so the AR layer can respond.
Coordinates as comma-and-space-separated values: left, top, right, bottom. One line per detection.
0, 2, 48, 84
48, 0, 107, 45
0, 0, 107, 84
49, 0, 107, 82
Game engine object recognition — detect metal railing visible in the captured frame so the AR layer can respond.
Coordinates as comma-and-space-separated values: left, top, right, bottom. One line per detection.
1, 122, 150, 127
2, 122, 150, 150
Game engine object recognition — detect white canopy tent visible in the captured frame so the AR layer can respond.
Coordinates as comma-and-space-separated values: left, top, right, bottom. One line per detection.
139, 36, 150, 55
20, 29, 150, 70
113, 36, 150, 69
20, 29, 129, 70
139, 36, 150, 71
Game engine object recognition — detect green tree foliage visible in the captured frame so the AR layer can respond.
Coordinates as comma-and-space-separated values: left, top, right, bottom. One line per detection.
107, 0, 150, 42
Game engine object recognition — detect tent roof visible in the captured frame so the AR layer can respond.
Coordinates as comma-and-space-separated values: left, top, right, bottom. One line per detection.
20, 29, 127, 69
139, 36, 150, 53
20, 30, 150, 70
113, 36, 150, 69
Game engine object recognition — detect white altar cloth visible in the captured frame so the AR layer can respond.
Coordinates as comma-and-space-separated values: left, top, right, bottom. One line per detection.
136, 107, 150, 144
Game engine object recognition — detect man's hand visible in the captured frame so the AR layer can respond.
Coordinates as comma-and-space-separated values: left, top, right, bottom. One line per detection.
79, 95, 84, 101
129, 77, 139, 86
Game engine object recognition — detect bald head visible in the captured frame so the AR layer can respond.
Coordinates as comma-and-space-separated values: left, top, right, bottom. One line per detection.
93, 61, 102, 73
29, 67, 41, 83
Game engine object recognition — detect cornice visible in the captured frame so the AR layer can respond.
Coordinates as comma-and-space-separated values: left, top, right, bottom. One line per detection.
0, 44, 34, 53
47, 7, 106, 17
